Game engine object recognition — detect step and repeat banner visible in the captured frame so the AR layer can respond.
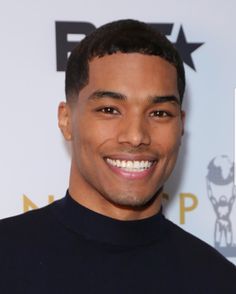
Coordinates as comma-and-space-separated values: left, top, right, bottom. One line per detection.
0, 0, 236, 264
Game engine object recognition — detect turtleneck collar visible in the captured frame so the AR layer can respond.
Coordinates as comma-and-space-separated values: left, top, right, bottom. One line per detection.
51, 190, 165, 247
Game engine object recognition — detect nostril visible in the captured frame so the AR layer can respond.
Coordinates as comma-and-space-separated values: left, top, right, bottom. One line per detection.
117, 122, 150, 147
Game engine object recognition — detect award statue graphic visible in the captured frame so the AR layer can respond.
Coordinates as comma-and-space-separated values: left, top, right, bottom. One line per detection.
206, 155, 236, 257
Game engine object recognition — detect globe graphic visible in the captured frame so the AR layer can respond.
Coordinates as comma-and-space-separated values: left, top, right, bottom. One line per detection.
207, 155, 234, 185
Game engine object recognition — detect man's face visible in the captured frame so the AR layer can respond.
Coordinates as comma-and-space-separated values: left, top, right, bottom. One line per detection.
60, 53, 184, 215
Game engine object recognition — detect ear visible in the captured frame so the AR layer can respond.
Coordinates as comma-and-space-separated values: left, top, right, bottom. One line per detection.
180, 110, 185, 136
58, 102, 72, 141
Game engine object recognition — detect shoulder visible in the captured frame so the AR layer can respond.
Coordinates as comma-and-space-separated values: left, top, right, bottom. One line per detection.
164, 217, 234, 266
0, 202, 52, 227
0, 200, 61, 245
163, 217, 236, 292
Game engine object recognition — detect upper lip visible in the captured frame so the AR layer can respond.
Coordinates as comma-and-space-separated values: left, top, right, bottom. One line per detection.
104, 154, 157, 161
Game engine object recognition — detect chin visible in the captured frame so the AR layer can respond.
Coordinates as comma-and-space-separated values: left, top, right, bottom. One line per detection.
104, 188, 162, 209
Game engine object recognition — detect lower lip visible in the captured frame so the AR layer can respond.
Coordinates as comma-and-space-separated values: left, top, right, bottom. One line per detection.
105, 160, 156, 180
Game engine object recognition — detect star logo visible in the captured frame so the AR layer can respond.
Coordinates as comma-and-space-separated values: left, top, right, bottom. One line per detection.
55, 22, 205, 72
174, 26, 204, 71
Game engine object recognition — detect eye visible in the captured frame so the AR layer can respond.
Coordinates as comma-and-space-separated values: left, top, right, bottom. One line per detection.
98, 107, 120, 115
150, 110, 171, 118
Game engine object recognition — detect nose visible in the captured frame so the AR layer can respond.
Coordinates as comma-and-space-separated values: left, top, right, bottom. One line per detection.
117, 116, 151, 147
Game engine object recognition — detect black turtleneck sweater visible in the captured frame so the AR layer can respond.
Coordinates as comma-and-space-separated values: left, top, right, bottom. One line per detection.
0, 191, 235, 294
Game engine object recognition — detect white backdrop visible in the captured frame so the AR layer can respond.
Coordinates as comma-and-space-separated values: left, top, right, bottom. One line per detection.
0, 0, 236, 265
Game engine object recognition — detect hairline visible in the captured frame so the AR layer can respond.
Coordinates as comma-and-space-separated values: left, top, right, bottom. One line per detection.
66, 51, 183, 105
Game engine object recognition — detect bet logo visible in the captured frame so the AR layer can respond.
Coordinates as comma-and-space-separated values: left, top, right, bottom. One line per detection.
55, 21, 204, 72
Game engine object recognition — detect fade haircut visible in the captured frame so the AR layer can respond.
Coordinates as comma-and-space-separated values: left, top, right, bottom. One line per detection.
65, 19, 185, 104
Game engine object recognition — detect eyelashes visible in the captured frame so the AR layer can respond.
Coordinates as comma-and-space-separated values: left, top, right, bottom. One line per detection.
98, 107, 120, 115
96, 107, 173, 118
150, 110, 173, 118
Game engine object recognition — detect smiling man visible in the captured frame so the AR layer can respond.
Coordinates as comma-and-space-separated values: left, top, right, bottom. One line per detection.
59, 52, 184, 221
0, 19, 235, 293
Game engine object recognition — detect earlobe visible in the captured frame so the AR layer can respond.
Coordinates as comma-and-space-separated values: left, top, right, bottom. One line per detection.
58, 102, 72, 141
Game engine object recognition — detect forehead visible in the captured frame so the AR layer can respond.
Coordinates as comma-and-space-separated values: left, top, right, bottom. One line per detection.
80, 53, 179, 100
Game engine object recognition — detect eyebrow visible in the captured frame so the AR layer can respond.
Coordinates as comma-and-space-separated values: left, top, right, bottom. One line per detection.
150, 95, 180, 105
88, 90, 127, 100
88, 90, 180, 105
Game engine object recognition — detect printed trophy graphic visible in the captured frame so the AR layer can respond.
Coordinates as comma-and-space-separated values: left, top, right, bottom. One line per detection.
206, 155, 236, 257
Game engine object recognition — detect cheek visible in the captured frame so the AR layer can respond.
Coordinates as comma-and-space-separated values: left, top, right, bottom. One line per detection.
152, 123, 182, 155
74, 118, 117, 154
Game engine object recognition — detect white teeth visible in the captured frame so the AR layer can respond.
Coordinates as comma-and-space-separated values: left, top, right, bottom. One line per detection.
106, 158, 153, 172
133, 161, 139, 169
127, 161, 133, 168
121, 161, 126, 168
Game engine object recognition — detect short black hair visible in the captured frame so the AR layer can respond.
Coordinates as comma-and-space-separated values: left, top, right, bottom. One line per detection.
65, 19, 185, 104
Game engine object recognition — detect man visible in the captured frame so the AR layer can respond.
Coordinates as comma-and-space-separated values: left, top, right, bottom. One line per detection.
0, 19, 235, 293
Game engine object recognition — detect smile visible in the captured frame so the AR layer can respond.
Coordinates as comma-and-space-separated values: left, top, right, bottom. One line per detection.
106, 158, 154, 172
